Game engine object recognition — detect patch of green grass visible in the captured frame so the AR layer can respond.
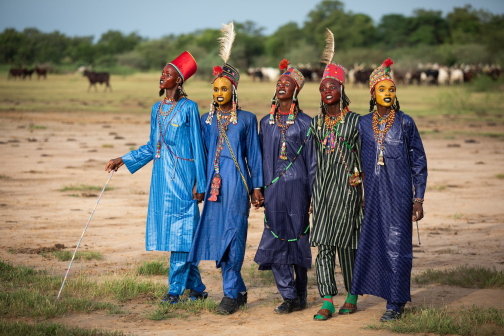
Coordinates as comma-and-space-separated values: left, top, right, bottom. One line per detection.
136, 260, 169, 276
58, 184, 113, 192
367, 305, 504, 336
429, 185, 447, 191
102, 144, 114, 148
0, 174, 11, 180
28, 125, 46, 129
148, 297, 219, 320
496, 174, 504, 179
453, 213, 464, 220
414, 265, 504, 288
0, 320, 125, 336
243, 264, 276, 287
129, 146, 137, 151
52, 250, 104, 261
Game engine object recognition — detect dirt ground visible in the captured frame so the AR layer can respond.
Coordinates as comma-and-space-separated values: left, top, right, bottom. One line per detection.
0, 110, 503, 336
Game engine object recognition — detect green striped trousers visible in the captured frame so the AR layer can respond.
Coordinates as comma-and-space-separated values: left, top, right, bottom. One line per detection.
315, 245, 356, 297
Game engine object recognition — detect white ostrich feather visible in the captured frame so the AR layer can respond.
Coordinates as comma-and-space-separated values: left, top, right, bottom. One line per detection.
218, 21, 236, 64
320, 27, 335, 65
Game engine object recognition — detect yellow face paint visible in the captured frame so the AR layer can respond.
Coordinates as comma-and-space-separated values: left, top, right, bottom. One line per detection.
213, 77, 233, 106
374, 79, 396, 108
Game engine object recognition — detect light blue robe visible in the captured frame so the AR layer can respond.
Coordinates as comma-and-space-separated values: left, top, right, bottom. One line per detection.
122, 98, 206, 252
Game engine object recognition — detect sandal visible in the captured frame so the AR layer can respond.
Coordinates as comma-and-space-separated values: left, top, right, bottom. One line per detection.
313, 308, 332, 321
339, 302, 357, 314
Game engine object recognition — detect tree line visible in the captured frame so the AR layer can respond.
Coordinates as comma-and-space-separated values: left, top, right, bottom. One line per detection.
1, 1, 503, 76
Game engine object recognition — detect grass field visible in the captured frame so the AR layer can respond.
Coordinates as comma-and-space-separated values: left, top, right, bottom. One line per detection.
1, 72, 503, 122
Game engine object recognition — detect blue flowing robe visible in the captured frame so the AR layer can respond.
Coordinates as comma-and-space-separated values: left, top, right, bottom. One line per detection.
122, 98, 206, 252
188, 110, 263, 264
351, 111, 427, 304
254, 111, 316, 270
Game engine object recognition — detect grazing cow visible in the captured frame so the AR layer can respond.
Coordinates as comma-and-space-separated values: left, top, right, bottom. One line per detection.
437, 67, 450, 85
23, 68, 34, 80
34, 67, 47, 80
8, 68, 25, 80
424, 69, 439, 85
299, 68, 313, 82
391, 69, 407, 86
247, 68, 264, 82
450, 69, 464, 85
409, 71, 422, 85
261, 67, 280, 82
354, 69, 373, 86
83, 70, 111, 92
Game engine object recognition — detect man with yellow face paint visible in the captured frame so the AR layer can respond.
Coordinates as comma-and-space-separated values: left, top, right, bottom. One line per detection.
351, 58, 428, 322
188, 22, 263, 315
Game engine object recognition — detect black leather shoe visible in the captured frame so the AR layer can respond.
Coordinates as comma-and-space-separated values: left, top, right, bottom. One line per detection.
298, 290, 307, 310
237, 292, 248, 307
274, 298, 300, 314
216, 297, 238, 315
380, 309, 402, 322
188, 290, 208, 302
161, 293, 180, 305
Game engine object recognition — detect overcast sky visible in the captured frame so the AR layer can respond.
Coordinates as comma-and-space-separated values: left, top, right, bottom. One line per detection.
1, 0, 503, 39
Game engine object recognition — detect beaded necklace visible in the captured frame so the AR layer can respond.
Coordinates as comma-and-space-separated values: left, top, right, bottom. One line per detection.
155, 97, 178, 159
208, 108, 233, 202
322, 109, 347, 154
372, 109, 396, 165
276, 107, 298, 160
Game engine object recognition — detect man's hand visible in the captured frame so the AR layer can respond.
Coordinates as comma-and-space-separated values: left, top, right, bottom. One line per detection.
251, 189, 264, 209
308, 201, 313, 215
193, 184, 204, 204
412, 203, 424, 221
105, 157, 124, 172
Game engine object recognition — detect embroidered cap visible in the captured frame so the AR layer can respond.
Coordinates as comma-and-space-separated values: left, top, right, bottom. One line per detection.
321, 63, 346, 87
278, 59, 305, 91
167, 51, 197, 83
369, 58, 395, 93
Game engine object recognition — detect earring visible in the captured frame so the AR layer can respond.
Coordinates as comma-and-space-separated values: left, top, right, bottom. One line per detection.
269, 92, 276, 125
230, 85, 238, 125
287, 88, 297, 125
317, 100, 323, 130
206, 98, 216, 125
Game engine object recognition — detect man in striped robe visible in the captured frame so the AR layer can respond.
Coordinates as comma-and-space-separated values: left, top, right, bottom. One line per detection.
311, 62, 363, 321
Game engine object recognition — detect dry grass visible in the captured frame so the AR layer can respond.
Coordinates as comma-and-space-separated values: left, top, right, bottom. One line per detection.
414, 265, 504, 288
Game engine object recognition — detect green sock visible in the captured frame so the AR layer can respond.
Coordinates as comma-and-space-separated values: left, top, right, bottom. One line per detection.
339, 293, 358, 313
315, 295, 335, 320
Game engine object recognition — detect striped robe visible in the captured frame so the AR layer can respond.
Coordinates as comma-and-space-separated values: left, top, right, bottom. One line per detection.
310, 111, 363, 249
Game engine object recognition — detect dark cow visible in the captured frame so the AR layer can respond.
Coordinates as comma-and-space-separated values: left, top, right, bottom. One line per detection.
23, 68, 34, 80
354, 69, 373, 86
35, 67, 47, 80
409, 71, 422, 85
424, 69, 439, 85
250, 68, 264, 82
83, 70, 111, 92
299, 68, 313, 82
8, 68, 25, 80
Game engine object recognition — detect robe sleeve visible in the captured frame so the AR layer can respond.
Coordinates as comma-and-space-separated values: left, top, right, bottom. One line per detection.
303, 123, 317, 198
188, 102, 207, 194
199, 115, 209, 156
121, 104, 156, 174
245, 114, 264, 191
406, 116, 428, 199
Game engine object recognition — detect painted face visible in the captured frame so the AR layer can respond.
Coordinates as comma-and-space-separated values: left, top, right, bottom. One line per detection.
319, 78, 341, 106
374, 79, 396, 107
159, 64, 181, 90
276, 76, 296, 100
213, 77, 233, 106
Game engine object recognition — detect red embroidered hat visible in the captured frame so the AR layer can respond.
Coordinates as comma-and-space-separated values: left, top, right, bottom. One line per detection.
167, 51, 197, 83
321, 63, 346, 87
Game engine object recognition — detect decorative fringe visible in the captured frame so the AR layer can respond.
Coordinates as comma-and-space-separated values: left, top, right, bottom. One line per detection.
206, 101, 215, 124
269, 93, 276, 125
287, 88, 297, 125
318, 100, 323, 130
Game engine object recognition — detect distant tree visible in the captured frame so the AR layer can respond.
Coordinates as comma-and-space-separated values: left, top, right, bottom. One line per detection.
377, 14, 411, 48
447, 5, 483, 44
265, 22, 303, 60
97, 30, 143, 55
0, 28, 26, 64
407, 9, 449, 45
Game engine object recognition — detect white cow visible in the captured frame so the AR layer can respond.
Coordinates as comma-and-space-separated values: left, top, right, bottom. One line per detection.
450, 69, 464, 85
261, 67, 280, 82
438, 66, 450, 85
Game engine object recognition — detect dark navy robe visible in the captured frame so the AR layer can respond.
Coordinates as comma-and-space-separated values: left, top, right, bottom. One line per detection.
254, 111, 316, 270
351, 110, 427, 304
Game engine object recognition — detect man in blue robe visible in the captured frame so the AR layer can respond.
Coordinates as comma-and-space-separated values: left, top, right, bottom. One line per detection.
254, 60, 316, 314
105, 51, 207, 304
351, 58, 427, 321
188, 28, 263, 314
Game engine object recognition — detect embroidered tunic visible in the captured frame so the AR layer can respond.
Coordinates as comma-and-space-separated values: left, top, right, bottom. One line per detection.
188, 110, 263, 264
351, 110, 427, 303
310, 111, 363, 249
122, 98, 206, 252
254, 111, 316, 269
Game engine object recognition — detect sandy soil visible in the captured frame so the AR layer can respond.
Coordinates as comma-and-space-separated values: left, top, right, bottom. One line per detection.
0, 111, 503, 335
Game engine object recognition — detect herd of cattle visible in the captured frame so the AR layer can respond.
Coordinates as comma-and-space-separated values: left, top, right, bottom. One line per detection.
248, 63, 502, 86
8, 67, 47, 80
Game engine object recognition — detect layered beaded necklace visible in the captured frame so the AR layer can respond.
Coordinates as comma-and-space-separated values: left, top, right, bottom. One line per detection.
276, 106, 298, 160
208, 108, 233, 202
322, 109, 347, 154
155, 97, 178, 159
372, 109, 396, 165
